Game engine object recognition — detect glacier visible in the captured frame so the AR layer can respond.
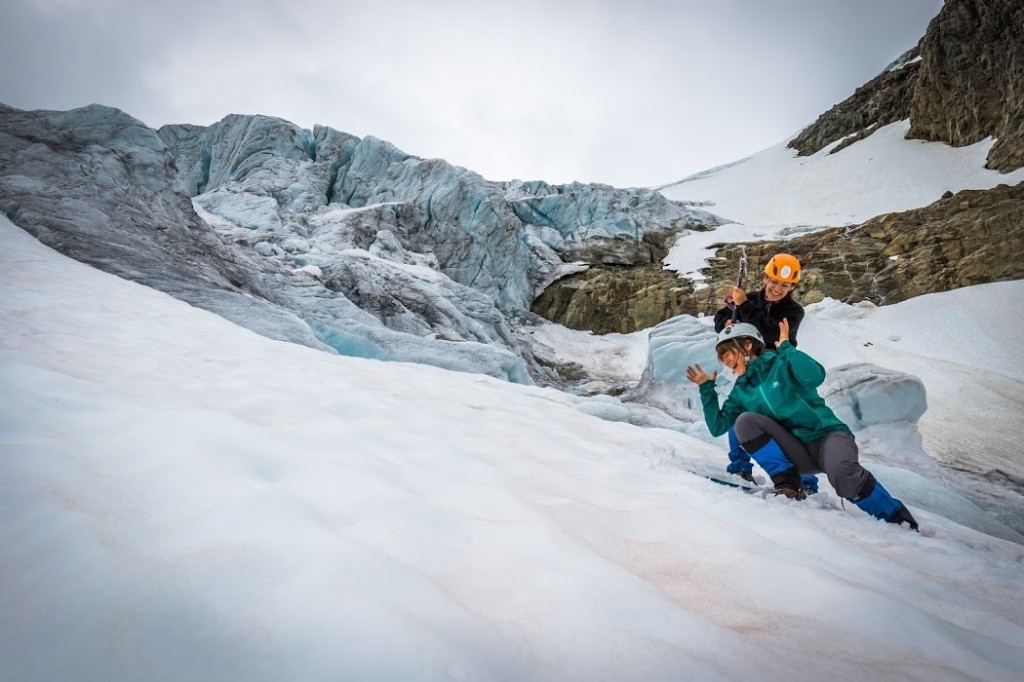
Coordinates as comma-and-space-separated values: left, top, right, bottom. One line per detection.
0, 103, 718, 384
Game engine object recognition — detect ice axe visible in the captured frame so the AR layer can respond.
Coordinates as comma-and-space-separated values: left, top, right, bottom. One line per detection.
730, 248, 748, 322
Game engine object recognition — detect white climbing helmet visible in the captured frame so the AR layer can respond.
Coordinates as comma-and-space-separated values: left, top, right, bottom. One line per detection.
716, 323, 765, 352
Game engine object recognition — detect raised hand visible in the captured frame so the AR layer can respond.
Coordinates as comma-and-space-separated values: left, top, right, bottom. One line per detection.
686, 363, 717, 385
777, 318, 790, 347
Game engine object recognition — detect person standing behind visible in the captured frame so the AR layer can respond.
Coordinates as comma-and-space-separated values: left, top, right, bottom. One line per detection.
715, 253, 805, 350
713, 253, 818, 492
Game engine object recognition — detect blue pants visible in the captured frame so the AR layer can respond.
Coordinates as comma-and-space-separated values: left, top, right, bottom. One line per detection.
731, 414, 912, 526
727, 428, 819, 492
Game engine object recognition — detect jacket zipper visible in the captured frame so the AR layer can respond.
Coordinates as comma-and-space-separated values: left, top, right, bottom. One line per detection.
757, 384, 782, 421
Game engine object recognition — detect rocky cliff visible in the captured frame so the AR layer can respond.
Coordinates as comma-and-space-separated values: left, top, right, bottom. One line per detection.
791, 0, 1024, 173
531, 262, 697, 335
701, 181, 1024, 309
910, 0, 1024, 173
787, 48, 921, 157
535, 178, 1024, 328
536, 0, 1024, 332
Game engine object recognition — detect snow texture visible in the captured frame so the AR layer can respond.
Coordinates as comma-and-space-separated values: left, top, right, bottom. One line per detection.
4, 211, 1024, 680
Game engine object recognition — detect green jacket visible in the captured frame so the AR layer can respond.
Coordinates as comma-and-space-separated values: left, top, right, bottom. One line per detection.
698, 341, 851, 443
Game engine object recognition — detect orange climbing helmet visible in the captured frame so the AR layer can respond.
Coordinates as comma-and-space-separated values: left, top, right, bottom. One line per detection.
763, 253, 801, 284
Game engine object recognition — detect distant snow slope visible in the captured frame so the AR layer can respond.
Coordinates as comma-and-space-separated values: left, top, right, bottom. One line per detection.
801, 287, 1024, 486
658, 121, 1024, 227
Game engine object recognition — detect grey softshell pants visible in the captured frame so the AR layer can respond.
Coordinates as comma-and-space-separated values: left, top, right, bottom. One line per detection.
732, 412, 873, 499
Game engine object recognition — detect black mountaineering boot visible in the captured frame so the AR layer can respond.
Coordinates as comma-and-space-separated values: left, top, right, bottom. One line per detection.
770, 469, 807, 501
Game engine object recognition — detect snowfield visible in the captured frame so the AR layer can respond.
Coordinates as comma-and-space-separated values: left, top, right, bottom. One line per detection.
3, 207, 1024, 680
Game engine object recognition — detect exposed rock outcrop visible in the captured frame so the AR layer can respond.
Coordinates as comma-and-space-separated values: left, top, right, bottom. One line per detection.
704, 181, 1024, 308
788, 49, 921, 157
790, 0, 1024, 173
909, 0, 1024, 172
531, 263, 698, 335
536, 180, 1024, 330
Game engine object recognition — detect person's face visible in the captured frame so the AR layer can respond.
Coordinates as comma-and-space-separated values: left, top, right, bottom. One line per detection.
719, 344, 748, 376
764, 275, 795, 302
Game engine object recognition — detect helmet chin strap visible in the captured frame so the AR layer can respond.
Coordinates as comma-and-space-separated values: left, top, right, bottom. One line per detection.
729, 340, 752, 367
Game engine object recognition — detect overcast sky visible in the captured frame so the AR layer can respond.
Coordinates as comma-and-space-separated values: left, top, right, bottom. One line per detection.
1, 0, 943, 188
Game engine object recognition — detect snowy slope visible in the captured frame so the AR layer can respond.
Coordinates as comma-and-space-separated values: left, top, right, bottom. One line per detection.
658, 121, 1024, 229
3, 212, 1024, 681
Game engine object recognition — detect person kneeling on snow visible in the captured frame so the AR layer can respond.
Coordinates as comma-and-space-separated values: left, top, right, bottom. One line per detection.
713, 252, 818, 494
685, 320, 918, 530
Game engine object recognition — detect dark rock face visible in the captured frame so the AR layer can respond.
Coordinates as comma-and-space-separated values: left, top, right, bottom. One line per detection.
531, 263, 700, 335
909, 0, 1024, 172
791, 0, 1024, 173
536, 180, 1024, 330
699, 182, 1024, 309
530, 222, 727, 334
788, 49, 921, 157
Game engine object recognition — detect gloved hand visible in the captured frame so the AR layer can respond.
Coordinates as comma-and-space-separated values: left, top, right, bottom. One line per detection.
726, 460, 754, 481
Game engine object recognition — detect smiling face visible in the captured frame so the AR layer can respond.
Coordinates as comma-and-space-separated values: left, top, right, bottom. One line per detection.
717, 341, 749, 376
763, 274, 795, 302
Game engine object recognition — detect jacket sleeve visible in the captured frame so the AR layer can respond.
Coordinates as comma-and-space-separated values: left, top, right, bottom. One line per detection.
698, 381, 742, 436
713, 306, 731, 332
776, 340, 825, 387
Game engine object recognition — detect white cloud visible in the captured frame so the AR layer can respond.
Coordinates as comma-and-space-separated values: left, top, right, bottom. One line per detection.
1, 0, 945, 186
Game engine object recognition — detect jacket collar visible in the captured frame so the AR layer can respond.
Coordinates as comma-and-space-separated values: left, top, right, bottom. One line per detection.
737, 352, 773, 385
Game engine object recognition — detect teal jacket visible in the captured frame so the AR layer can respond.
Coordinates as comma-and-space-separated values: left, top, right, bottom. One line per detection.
698, 341, 851, 443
